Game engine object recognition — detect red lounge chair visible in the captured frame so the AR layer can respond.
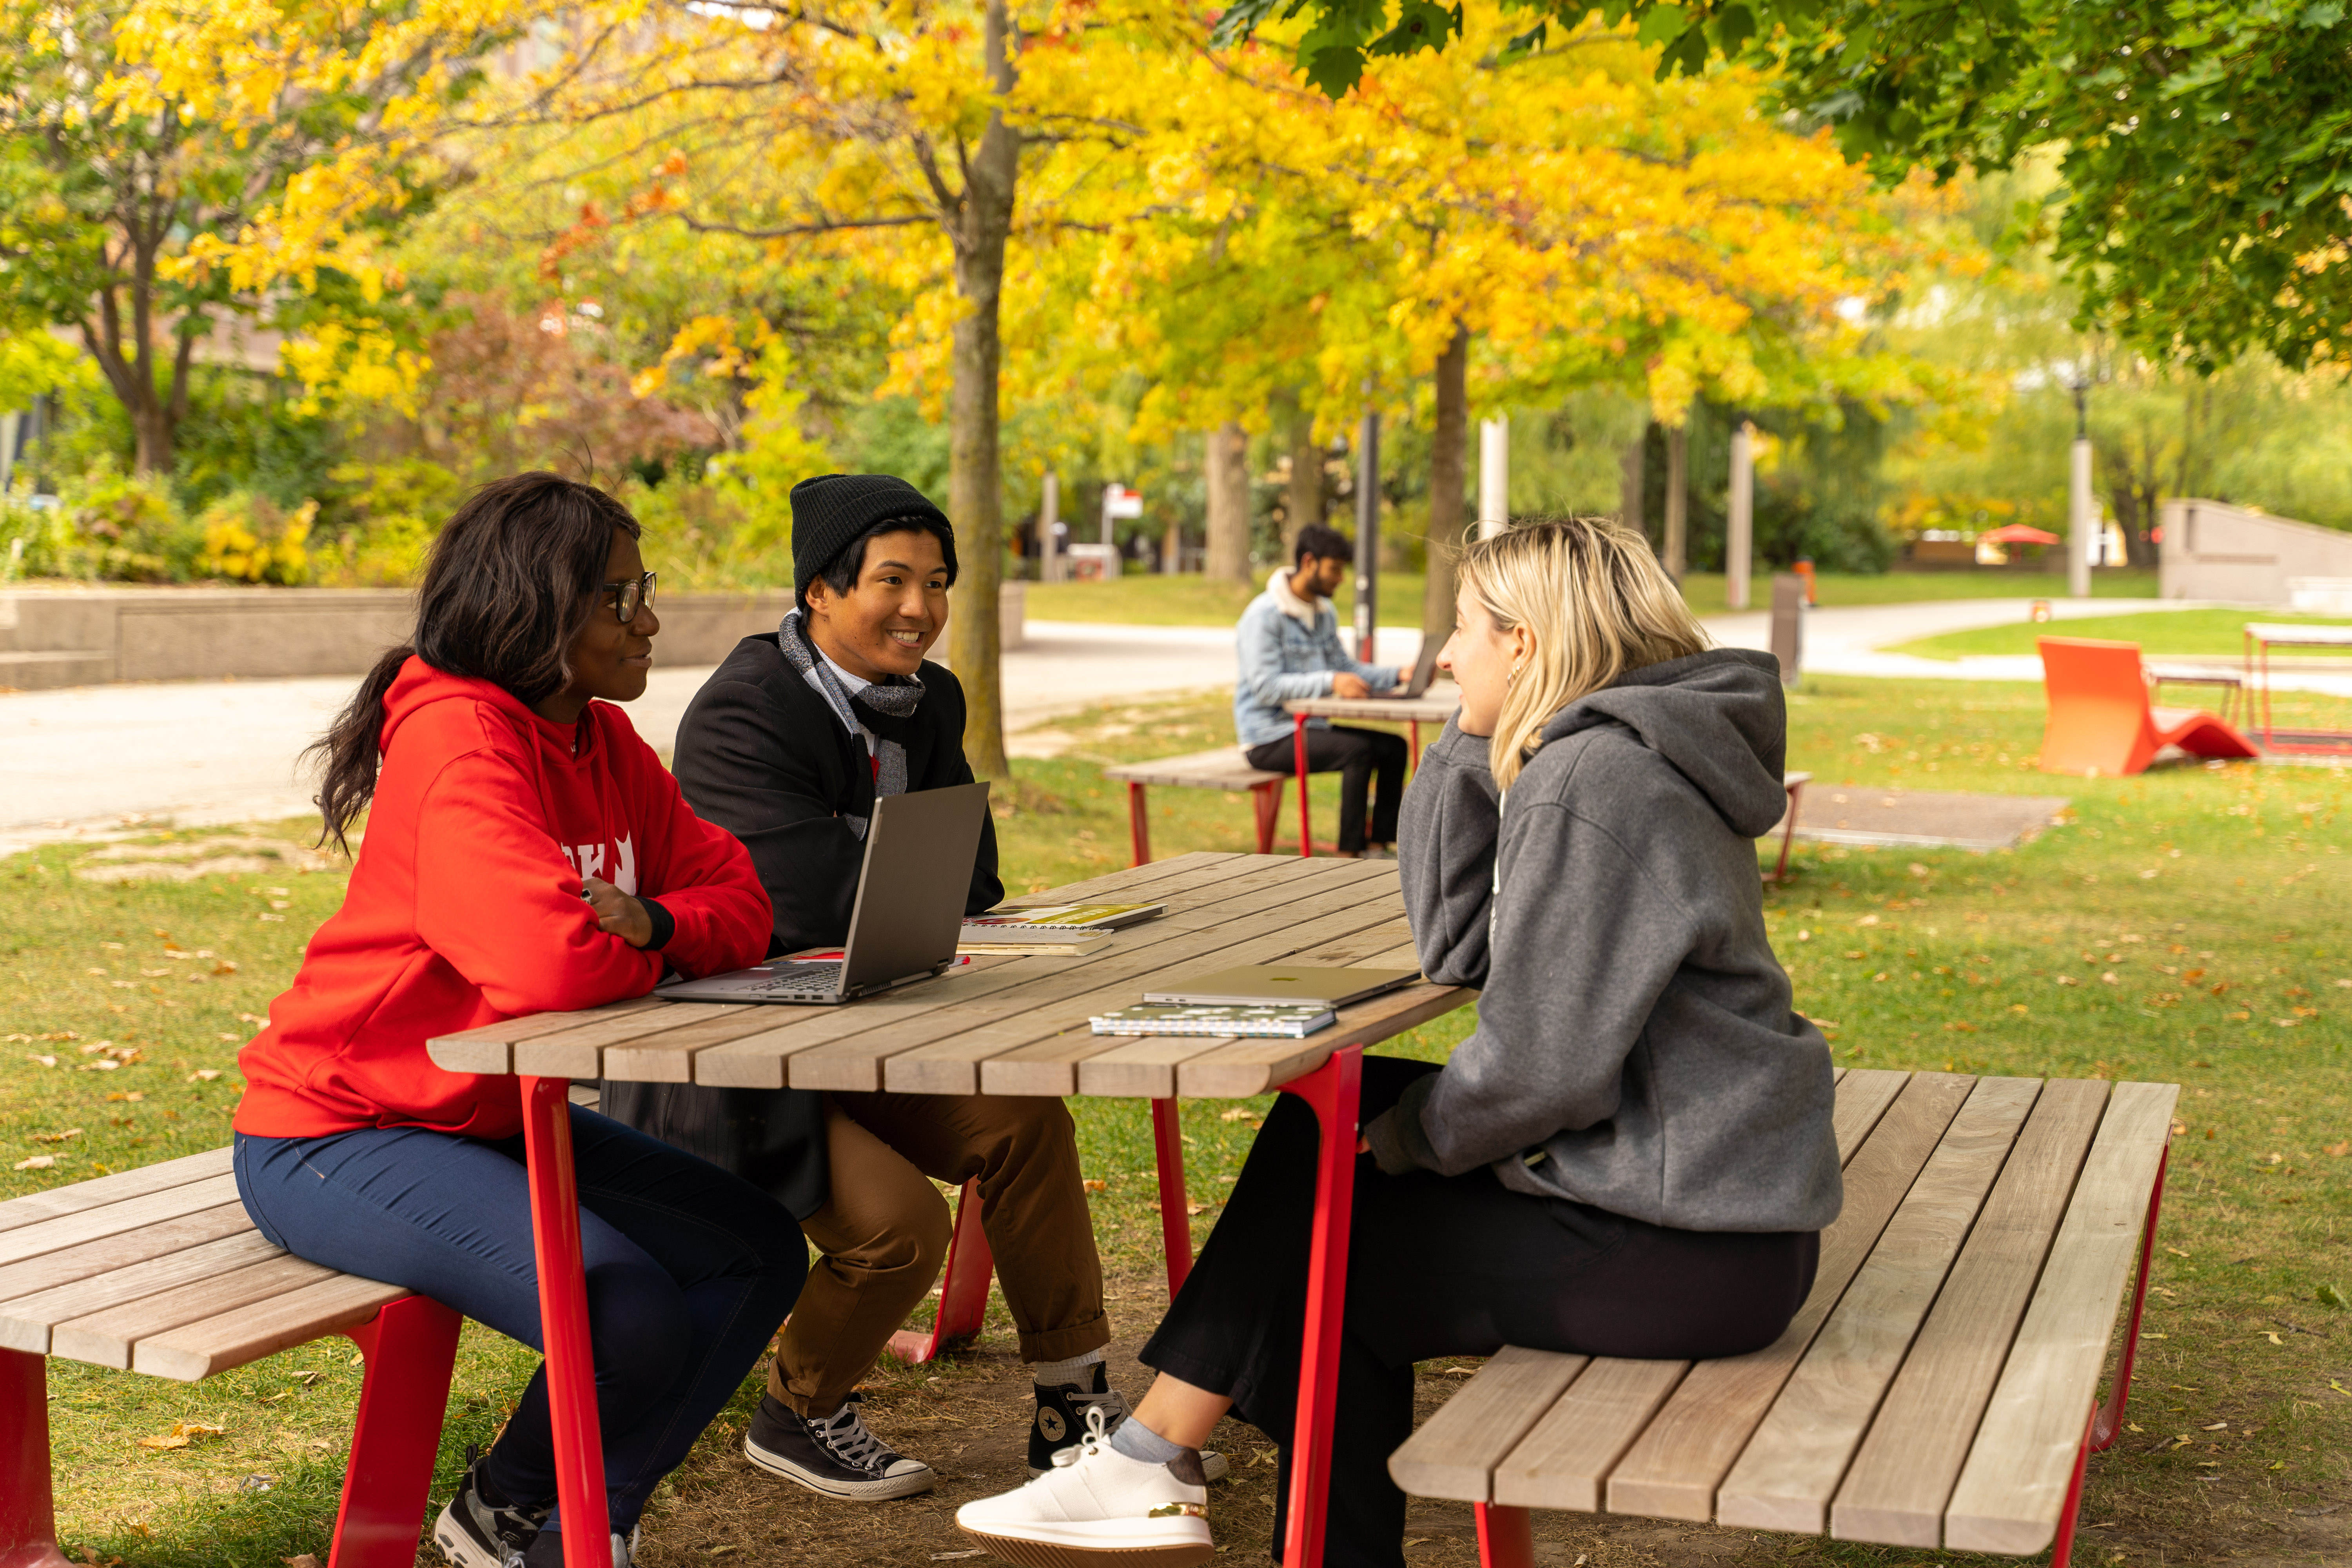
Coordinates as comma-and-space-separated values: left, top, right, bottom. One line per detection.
2038, 637, 2258, 776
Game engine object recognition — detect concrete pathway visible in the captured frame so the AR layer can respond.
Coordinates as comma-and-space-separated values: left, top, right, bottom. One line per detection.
6, 599, 2336, 857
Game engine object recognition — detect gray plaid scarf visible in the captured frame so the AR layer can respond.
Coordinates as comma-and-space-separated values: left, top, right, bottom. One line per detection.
779, 609, 925, 813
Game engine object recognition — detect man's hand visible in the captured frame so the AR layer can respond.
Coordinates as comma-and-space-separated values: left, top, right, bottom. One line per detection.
583, 876, 655, 948
1331, 672, 1372, 699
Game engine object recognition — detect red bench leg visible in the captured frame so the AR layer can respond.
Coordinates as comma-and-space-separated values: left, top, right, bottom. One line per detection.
520, 1075, 612, 1568
330, 1295, 462, 1568
1474, 1502, 1534, 1568
1126, 781, 1152, 867
2050, 1145, 2169, 1568
0, 1348, 69, 1568
1151, 1098, 1192, 1298
1277, 1044, 1363, 1568
886, 1178, 995, 1365
1252, 779, 1284, 855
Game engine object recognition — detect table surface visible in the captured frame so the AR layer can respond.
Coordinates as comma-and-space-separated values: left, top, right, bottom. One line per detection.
427, 853, 1471, 1101
2245, 622, 2352, 646
1284, 693, 1462, 722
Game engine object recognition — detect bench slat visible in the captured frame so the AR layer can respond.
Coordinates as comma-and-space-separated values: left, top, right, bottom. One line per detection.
0, 1172, 243, 1269
0, 1147, 234, 1236
1493, 1356, 1690, 1512
52, 1252, 340, 1369
133, 1272, 411, 1381
1716, 1076, 2043, 1534
1604, 1072, 1976, 1521
1831, 1070, 1910, 1165
1830, 1078, 2111, 1546
0, 1201, 254, 1307
0, 1230, 286, 1354
1943, 1080, 2178, 1555
1388, 1347, 1589, 1501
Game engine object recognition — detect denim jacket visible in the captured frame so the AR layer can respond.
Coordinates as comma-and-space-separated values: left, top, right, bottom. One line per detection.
1232, 586, 1399, 748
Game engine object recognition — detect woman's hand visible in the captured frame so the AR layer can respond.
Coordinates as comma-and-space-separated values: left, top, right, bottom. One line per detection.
583, 876, 655, 948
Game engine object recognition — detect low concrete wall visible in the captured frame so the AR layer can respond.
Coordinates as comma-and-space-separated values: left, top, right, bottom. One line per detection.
0, 581, 1025, 689
2161, 499, 2352, 603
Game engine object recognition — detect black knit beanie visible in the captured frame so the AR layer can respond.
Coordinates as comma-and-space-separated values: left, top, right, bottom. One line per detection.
788, 474, 957, 608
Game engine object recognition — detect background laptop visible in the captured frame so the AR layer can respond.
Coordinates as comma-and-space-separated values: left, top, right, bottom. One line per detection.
1370, 635, 1442, 699
658, 780, 991, 1005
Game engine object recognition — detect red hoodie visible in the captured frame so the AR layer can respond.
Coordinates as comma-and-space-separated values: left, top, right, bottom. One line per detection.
235, 659, 771, 1140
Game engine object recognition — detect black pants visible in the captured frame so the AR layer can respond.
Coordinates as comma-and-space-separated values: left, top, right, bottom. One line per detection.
1245, 725, 1407, 853
1141, 1058, 1820, 1568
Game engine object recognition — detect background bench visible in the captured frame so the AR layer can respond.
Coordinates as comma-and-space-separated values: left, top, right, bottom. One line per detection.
0, 1147, 456, 1568
1102, 748, 1287, 866
1391, 1068, 2174, 1568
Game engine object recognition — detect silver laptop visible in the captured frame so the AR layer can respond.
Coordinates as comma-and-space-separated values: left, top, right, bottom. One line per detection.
1369, 635, 1442, 699
657, 780, 991, 1005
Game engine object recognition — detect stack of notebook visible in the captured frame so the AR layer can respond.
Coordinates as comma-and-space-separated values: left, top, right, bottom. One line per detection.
957, 901, 1166, 956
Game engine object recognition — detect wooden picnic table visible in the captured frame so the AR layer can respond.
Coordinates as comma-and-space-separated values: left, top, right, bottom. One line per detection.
426, 850, 1470, 1568
1281, 693, 1461, 856
2243, 621, 2352, 753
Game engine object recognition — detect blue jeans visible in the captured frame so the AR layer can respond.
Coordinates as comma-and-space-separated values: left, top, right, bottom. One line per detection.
234, 1106, 806, 1536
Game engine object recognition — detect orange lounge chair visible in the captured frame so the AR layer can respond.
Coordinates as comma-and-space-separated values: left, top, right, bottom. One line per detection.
2038, 636, 2259, 776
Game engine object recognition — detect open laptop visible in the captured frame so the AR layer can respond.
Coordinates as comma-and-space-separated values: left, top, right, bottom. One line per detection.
657, 780, 991, 1005
1367, 635, 1442, 699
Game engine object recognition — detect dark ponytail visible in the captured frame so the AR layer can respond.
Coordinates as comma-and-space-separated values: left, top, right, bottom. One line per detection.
308, 472, 642, 851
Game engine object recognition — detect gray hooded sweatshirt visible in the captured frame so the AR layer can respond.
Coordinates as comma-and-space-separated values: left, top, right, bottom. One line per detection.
1363, 648, 1842, 1233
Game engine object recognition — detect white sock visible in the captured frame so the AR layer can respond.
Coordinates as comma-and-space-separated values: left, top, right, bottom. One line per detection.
1029, 1350, 1106, 1388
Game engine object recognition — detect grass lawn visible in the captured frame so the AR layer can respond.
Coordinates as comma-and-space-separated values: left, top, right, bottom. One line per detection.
5, 670, 2350, 1566
1025, 567, 2161, 629
1893, 607, 2352, 662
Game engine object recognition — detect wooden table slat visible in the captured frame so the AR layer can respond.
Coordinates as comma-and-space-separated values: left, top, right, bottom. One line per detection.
1604, 1073, 1976, 1521
1076, 1036, 1246, 1100
511, 1002, 760, 1080
51, 1251, 339, 1369
1942, 1081, 2179, 1555
1493, 1356, 1692, 1512
0, 1147, 233, 1236
1285, 695, 1460, 722
1389, 1347, 1588, 1501
0, 1173, 244, 1270
1716, 1076, 2043, 1534
600, 1005, 820, 1084
1176, 983, 1470, 1099
0, 1202, 255, 1310
132, 1272, 410, 1382
1830, 1078, 2111, 1546
992, 851, 1248, 909
0, 1230, 286, 1356
429, 993, 668, 1075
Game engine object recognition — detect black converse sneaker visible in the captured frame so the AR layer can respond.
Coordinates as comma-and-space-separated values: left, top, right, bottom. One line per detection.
1029, 1365, 1229, 1482
433, 1448, 550, 1568
744, 1391, 937, 1500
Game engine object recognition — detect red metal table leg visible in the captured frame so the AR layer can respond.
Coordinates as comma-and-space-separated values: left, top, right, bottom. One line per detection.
1294, 715, 1313, 857
1127, 780, 1152, 867
0, 1348, 69, 1568
1151, 1098, 1193, 1298
330, 1295, 463, 1568
1773, 779, 1804, 885
886, 1178, 995, 1364
1252, 779, 1284, 855
1408, 719, 1421, 780
520, 1076, 611, 1568
1474, 1501, 1535, 1568
1275, 1044, 1363, 1568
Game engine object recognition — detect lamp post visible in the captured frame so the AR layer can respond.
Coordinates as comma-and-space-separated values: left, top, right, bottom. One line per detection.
1726, 417, 1755, 612
1477, 417, 1509, 541
2069, 379, 2094, 599
1355, 408, 1380, 661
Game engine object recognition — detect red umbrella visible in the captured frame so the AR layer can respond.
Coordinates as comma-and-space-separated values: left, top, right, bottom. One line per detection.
1978, 523, 2063, 545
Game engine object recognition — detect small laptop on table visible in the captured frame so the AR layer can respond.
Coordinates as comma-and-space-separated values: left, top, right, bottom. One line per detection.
658, 780, 991, 1005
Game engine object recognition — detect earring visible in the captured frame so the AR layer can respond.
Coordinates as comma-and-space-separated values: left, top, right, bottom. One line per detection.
1506, 662, 1523, 686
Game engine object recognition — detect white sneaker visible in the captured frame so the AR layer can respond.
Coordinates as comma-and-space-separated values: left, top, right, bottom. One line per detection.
956, 1408, 1213, 1568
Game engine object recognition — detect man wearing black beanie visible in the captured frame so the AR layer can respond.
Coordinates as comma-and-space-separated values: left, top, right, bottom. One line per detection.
604, 474, 1205, 1505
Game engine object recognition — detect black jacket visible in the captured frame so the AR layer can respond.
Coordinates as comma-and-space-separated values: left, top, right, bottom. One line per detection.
598, 633, 1004, 1220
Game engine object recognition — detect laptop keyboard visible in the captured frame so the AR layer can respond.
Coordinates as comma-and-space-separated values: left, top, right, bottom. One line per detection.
748, 962, 843, 996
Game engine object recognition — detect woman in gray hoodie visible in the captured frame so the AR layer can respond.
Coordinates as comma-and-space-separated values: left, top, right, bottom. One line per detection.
956, 517, 1841, 1568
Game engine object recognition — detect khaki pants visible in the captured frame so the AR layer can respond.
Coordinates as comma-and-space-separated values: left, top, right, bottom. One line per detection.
769, 1091, 1109, 1416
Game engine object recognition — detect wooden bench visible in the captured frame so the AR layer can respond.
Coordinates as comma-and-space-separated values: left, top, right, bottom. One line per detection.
1390, 1068, 2175, 1568
1102, 749, 1288, 866
0, 1147, 457, 1568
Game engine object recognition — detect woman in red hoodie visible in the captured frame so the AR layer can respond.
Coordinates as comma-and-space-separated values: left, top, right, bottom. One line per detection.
231, 473, 798, 1568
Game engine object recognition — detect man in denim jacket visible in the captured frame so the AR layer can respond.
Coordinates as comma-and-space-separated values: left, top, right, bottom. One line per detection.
1232, 523, 1405, 857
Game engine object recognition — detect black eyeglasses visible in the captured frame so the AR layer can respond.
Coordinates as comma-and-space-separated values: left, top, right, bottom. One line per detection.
599, 571, 657, 624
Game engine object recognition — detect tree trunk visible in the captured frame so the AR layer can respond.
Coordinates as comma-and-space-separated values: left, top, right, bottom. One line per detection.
1161, 506, 1182, 573
1203, 421, 1252, 584
1285, 402, 1323, 550
1422, 323, 1470, 644
943, 0, 1020, 781
1619, 428, 1647, 542
1663, 423, 1689, 581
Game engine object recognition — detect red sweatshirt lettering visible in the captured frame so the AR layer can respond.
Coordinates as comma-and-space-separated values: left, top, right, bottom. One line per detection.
234, 659, 771, 1140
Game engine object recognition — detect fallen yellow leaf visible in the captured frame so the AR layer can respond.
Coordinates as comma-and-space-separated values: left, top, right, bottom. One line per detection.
13, 1156, 54, 1171
136, 1421, 225, 1451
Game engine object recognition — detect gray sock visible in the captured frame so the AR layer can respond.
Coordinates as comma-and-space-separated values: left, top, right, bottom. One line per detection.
1109, 1415, 1186, 1467
1029, 1350, 1105, 1388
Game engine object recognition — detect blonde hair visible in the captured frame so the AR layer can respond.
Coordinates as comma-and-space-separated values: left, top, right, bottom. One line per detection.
1456, 517, 1711, 791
